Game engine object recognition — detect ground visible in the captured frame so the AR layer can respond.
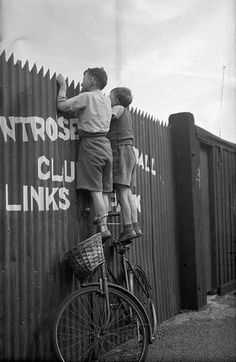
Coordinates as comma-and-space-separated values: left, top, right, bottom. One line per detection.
147, 291, 236, 362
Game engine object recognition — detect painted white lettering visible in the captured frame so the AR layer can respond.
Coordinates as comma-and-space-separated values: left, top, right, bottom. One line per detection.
0, 116, 80, 142
46, 117, 58, 141
38, 156, 50, 180
134, 147, 156, 176
5, 184, 21, 211
0, 117, 16, 142
138, 152, 144, 169
69, 119, 79, 140
151, 158, 156, 176
14, 117, 29, 142
45, 187, 59, 210
51, 158, 63, 182
144, 154, 150, 172
64, 161, 75, 182
23, 185, 28, 211
31, 117, 45, 141
5, 184, 71, 211
134, 147, 139, 162
59, 187, 70, 210
133, 194, 141, 213
31, 186, 44, 211
58, 117, 70, 141
38, 156, 75, 183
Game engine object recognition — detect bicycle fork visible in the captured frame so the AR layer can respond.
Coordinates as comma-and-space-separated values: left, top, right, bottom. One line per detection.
99, 262, 111, 332
122, 254, 143, 343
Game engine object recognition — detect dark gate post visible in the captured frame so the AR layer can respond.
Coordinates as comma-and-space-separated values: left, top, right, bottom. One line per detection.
169, 112, 206, 309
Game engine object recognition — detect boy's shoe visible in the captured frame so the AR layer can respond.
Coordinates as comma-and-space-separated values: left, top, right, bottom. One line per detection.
101, 229, 111, 243
133, 227, 143, 238
118, 229, 136, 243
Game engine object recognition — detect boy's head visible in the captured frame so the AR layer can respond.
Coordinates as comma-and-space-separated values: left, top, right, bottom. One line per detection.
110, 87, 133, 108
81, 67, 108, 92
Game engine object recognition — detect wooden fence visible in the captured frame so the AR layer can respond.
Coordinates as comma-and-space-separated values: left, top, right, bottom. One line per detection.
169, 113, 236, 307
196, 126, 236, 295
0, 51, 235, 361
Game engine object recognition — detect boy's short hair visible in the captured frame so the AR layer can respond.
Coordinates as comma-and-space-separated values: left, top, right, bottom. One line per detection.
111, 87, 133, 108
84, 67, 108, 90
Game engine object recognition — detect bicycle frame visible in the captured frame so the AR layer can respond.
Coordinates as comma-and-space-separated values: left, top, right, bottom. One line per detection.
107, 244, 150, 298
100, 261, 111, 332
82, 260, 153, 344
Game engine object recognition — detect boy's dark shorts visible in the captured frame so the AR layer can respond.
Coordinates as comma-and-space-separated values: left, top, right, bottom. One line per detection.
76, 137, 113, 192
112, 144, 137, 187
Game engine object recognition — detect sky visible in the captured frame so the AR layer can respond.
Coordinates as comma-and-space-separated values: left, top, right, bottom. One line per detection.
0, 0, 235, 143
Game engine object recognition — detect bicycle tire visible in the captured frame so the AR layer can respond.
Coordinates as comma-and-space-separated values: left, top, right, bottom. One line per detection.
130, 265, 158, 340
53, 284, 150, 361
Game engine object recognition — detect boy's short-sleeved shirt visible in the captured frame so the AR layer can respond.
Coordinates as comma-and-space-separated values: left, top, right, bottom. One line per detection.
57, 89, 113, 191
111, 105, 124, 119
57, 90, 112, 133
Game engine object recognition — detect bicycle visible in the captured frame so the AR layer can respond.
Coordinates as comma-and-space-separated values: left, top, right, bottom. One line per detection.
105, 211, 157, 341
53, 216, 157, 361
106, 240, 157, 341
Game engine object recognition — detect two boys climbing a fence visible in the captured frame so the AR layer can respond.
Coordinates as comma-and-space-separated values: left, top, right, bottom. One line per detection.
56, 67, 142, 245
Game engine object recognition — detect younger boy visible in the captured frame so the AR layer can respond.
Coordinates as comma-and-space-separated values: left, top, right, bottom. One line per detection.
107, 87, 142, 243
57, 68, 112, 241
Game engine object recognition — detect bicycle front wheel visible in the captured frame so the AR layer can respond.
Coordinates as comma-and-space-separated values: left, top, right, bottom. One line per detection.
131, 265, 157, 340
53, 284, 149, 361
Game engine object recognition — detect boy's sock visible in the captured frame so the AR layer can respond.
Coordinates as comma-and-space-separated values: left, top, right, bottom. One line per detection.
123, 224, 133, 232
133, 222, 143, 237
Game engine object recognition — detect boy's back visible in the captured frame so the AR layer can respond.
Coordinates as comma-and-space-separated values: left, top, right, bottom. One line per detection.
58, 89, 111, 134
107, 106, 134, 146
57, 68, 113, 241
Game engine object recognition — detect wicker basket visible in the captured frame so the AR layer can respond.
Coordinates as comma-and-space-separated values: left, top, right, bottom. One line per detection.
65, 233, 104, 283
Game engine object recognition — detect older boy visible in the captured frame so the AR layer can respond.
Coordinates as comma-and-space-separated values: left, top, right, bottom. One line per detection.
108, 87, 142, 243
57, 68, 112, 241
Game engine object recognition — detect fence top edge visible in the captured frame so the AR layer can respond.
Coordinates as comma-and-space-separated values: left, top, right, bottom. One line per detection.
196, 125, 236, 152
1, 50, 164, 123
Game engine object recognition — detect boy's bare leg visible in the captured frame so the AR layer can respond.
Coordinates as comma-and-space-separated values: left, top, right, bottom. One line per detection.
127, 187, 143, 237
90, 191, 109, 233
116, 185, 132, 225
115, 185, 136, 242
127, 188, 138, 223
102, 192, 110, 215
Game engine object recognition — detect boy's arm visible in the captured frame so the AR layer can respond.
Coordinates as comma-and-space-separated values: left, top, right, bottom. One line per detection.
57, 74, 68, 110
112, 105, 124, 119
56, 74, 86, 112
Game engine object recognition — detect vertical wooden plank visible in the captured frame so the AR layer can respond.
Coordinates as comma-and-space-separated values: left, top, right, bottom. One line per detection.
221, 149, 227, 284
164, 124, 176, 313
224, 150, 230, 282
155, 121, 163, 317
208, 146, 219, 290
159, 122, 170, 319
231, 151, 236, 281
149, 117, 164, 322
217, 148, 223, 288
199, 146, 213, 292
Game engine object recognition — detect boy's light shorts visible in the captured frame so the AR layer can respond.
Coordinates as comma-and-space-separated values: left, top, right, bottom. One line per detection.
76, 137, 113, 192
112, 144, 136, 187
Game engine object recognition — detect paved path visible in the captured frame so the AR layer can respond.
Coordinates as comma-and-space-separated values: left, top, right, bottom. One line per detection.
147, 291, 236, 361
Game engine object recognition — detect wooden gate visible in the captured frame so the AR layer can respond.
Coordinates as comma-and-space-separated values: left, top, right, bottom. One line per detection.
197, 127, 236, 295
